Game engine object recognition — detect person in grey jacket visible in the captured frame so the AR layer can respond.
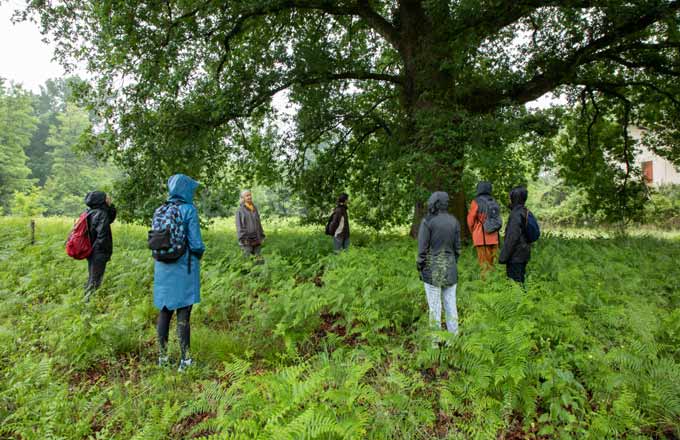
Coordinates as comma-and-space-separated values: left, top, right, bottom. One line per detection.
417, 191, 462, 337
235, 189, 265, 256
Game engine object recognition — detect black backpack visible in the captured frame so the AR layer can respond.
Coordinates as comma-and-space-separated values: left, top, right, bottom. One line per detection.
476, 196, 502, 233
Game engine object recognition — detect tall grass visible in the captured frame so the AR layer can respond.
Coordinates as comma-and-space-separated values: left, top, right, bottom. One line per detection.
0, 216, 678, 439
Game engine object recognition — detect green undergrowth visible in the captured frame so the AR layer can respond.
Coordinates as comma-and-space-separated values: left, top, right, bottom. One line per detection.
0, 217, 679, 439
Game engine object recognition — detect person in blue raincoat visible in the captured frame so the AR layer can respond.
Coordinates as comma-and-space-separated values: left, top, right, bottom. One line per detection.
154, 174, 205, 371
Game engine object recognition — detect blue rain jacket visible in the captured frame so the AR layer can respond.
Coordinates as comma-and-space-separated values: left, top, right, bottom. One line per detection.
153, 174, 206, 310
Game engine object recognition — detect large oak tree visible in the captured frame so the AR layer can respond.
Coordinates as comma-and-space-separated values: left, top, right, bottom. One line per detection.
21, 0, 680, 231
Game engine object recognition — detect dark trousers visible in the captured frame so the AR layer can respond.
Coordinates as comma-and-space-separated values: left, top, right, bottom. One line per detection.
85, 253, 108, 299
506, 262, 527, 284
157, 305, 192, 361
333, 236, 350, 252
240, 244, 262, 256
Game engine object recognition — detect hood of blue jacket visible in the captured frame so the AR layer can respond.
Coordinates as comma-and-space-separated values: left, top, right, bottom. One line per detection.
167, 174, 199, 204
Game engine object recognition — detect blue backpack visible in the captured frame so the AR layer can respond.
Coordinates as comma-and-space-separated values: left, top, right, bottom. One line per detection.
525, 209, 540, 243
148, 201, 187, 262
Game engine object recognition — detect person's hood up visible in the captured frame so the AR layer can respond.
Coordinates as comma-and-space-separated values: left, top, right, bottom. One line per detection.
509, 186, 528, 208
85, 191, 107, 209
427, 191, 449, 217
167, 174, 199, 204
476, 181, 492, 197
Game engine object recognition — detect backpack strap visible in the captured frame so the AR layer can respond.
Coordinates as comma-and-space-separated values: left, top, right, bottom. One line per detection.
163, 200, 192, 273
173, 200, 191, 274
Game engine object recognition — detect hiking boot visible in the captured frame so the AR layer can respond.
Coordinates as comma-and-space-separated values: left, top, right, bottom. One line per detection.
158, 355, 169, 367
178, 358, 193, 372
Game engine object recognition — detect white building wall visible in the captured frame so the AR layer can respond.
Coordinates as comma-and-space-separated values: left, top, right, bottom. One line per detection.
629, 126, 680, 186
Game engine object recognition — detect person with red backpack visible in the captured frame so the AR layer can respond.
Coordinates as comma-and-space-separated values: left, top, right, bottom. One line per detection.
83, 191, 116, 301
150, 174, 205, 372
467, 182, 501, 276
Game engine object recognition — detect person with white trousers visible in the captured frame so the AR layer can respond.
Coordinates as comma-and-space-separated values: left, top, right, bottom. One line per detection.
416, 191, 462, 341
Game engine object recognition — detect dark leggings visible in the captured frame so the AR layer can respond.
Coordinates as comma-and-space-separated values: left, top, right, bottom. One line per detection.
506, 262, 527, 284
85, 254, 108, 297
157, 305, 192, 360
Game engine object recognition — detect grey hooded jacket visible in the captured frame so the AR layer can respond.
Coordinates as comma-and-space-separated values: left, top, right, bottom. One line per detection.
236, 204, 266, 246
417, 192, 462, 287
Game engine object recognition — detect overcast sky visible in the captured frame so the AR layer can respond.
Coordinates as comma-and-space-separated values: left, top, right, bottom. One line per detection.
0, 1, 68, 92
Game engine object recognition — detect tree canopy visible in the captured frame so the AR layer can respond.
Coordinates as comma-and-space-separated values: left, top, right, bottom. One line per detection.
21, 0, 680, 229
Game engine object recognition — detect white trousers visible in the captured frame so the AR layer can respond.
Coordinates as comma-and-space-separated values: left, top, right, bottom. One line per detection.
424, 282, 458, 335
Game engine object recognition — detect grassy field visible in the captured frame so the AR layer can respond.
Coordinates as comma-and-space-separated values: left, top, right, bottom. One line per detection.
0, 216, 679, 439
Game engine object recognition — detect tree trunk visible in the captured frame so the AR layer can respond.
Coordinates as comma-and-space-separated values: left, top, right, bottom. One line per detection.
399, 1, 469, 239
408, 176, 468, 239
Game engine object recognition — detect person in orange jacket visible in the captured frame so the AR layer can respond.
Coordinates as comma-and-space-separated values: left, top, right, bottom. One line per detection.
467, 182, 502, 276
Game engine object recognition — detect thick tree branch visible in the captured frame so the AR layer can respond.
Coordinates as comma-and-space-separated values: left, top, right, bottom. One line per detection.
355, 0, 400, 49
487, 0, 680, 110
580, 80, 680, 109
452, 0, 597, 40
600, 53, 680, 77
214, 70, 401, 125
215, 0, 399, 77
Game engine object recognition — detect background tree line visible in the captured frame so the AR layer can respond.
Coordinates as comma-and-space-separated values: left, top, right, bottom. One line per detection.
0, 76, 303, 219
0, 77, 118, 217
2, 73, 679, 228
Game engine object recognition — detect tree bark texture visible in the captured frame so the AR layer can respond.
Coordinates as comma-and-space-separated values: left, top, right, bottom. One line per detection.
398, 2, 469, 238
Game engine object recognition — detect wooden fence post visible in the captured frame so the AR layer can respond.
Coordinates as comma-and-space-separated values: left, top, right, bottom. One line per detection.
30, 219, 35, 245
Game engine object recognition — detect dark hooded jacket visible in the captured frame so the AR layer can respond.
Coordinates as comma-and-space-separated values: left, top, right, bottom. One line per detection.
85, 191, 117, 259
417, 192, 462, 287
499, 187, 531, 264
328, 203, 350, 240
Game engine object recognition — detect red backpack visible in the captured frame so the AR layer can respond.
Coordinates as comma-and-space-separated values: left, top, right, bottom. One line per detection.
66, 211, 93, 259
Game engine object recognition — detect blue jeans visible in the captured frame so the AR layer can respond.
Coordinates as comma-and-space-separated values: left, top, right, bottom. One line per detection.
424, 282, 458, 335
333, 236, 350, 252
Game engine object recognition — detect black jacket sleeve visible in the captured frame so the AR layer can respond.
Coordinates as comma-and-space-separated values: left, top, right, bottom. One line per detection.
90, 210, 111, 253
328, 208, 341, 235
499, 209, 523, 264
108, 204, 117, 224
